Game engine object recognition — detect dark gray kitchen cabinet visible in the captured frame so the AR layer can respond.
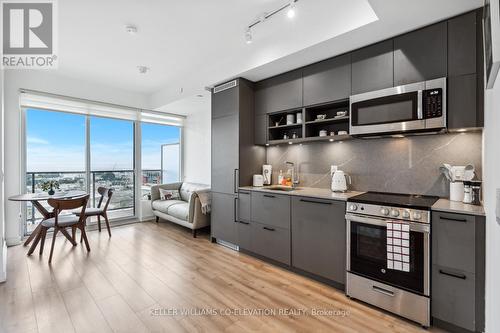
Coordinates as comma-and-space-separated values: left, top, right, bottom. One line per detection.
211, 192, 237, 245
254, 114, 267, 145
250, 192, 290, 229
431, 211, 485, 332
212, 83, 238, 119
448, 11, 477, 77
211, 79, 266, 245
351, 40, 394, 94
237, 220, 253, 251
303, 54, 351, 105
211, 114, 238, 194
394, 22, 447, 86
251, 222, 291, 265
291, 197, 346, 284
254, 69, 303, 114
448, 74, 483, 129
447, 10, 484, 130
238, 191, 251, 222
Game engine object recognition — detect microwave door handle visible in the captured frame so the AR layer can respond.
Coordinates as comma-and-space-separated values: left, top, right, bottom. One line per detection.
417, 90, 423, 120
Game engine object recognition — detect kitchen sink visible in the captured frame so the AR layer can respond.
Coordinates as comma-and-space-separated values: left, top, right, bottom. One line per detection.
265, 185, 298, 192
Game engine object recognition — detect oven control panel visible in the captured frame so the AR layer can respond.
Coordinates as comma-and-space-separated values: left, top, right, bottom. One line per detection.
347, 203, 430, 223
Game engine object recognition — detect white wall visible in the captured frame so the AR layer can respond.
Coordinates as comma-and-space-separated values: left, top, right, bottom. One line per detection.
484, 77, 500, 333
160, 95, 211, 186
3, 70, 150, 245
0, 69, 6, 282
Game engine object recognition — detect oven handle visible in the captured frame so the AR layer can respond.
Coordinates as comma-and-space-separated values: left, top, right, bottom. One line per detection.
345, 213, 430, 233
372, 285, 395, 297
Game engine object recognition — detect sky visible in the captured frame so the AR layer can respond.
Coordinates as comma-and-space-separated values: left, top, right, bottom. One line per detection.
26, 109, 180, 172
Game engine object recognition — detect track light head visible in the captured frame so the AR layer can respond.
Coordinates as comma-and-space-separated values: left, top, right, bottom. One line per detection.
287, 1, 296, 18
245, 28, 253, 44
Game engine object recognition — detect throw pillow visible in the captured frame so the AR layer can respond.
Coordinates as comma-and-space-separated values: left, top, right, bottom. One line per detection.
159, 189, 181, 201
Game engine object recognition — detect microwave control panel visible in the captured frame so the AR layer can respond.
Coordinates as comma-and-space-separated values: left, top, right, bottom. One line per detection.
423, 88, 443, 119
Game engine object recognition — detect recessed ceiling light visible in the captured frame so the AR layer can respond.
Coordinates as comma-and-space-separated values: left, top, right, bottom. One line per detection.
287, 1, 296, 18
125, 25, 138, 34
137, 66, 149, 74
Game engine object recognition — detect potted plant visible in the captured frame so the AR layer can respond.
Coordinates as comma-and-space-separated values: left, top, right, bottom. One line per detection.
40, 180, 60, 195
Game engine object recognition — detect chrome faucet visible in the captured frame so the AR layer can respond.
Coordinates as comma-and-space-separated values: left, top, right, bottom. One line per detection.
285, 161, 299, 187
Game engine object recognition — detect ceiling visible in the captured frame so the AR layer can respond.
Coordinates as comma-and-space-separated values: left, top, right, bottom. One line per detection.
56, 0, 483, 109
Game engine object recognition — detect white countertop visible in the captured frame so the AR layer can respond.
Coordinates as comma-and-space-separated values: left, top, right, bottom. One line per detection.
238, 186, 364, 201
431, 198, 485, 217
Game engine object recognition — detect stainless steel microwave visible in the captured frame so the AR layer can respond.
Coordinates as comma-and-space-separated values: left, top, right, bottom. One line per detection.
349, 77, 446, 136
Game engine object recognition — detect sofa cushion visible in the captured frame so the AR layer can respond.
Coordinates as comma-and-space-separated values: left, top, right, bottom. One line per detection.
167, 202, 190, 221
152, 200, 184, 214
180, 182, 210, 202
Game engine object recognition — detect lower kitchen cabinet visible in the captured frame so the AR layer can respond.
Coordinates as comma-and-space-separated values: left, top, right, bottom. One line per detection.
432, 265, 476, 332
251, 192, 290, 229
431, 211, 485, 332
211, 192, 237, 245
291, 197, 346, 284
251, 222, 291, 265
237, 191, 252, 250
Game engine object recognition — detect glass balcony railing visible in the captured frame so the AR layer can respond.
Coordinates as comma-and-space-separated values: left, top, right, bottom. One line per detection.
24, 169, 162, 235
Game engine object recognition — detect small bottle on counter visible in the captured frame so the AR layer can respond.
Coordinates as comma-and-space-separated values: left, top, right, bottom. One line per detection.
463, 181, 472, 204
278, 170, 284, 185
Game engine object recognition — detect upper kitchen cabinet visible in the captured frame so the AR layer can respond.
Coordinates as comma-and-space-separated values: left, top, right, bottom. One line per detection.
351, 40, 394, 95
212, 81, 238, 119
303, 54, 351, 105
394, 22, 447, 86
448, 11, 477, 76
255, 69, 303, 114
447, 10, 484, 129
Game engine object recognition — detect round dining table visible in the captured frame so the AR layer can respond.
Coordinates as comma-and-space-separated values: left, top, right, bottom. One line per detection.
8, 190, 88, 255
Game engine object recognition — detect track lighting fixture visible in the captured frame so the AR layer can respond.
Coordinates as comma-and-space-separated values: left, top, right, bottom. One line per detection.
244, 0, 299, 44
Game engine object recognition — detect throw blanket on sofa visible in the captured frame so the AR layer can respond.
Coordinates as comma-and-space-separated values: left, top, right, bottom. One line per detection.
196, 190, 212, 215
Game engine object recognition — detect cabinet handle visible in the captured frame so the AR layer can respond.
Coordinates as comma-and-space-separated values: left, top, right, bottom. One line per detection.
439, 269, 467, 280
239, 221, 250, 225
439, 216, 468, 223
300, 198, 332, 205
234, 197, 238, 222
263, 226, 275, 231
263, 194, 276, 198
239, 191, 250, 195
233, 169, 239, 194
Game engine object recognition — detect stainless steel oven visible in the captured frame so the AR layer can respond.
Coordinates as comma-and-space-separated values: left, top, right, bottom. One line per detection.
345, 201, 431, 327
349, 77, 446, 136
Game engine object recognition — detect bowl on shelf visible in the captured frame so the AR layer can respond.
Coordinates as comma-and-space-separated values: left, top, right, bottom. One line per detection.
336, 111, 348, 117
316, 114, 327, 120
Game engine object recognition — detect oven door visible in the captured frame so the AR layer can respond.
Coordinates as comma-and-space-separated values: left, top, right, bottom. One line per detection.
346, 213, 430, 296
349, 81, 425, 136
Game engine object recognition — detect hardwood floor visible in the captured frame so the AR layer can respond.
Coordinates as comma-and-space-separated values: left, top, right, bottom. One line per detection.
0, 222, 447, 333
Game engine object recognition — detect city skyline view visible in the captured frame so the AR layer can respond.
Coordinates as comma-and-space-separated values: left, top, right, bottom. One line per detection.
26, 108, 181, 172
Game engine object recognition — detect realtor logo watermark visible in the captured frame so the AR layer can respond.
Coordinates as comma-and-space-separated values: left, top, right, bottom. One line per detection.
1, 0, 58, 69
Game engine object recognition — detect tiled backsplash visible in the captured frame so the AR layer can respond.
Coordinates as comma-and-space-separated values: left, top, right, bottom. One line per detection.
266, 132, 482, 197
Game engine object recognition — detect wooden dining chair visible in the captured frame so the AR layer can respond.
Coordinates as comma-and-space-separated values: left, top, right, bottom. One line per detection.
75, 187, 113, 237
30, 195, 90, 263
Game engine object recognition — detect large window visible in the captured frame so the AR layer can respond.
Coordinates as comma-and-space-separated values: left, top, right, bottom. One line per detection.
24, 106, 182, 235
141, 122, 181, 199
90, 117, 135, 216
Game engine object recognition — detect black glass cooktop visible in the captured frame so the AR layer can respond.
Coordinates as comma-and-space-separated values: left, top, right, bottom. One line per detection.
349, 191, 439, 210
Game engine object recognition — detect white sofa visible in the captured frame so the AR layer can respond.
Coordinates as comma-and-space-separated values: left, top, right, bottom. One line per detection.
150, 182, 210, 237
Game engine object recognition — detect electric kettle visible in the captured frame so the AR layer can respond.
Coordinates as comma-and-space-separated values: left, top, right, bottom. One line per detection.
331, 166, 351, 192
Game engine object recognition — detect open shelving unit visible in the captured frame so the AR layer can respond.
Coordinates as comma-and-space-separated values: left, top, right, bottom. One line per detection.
267, 99, 352, 145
